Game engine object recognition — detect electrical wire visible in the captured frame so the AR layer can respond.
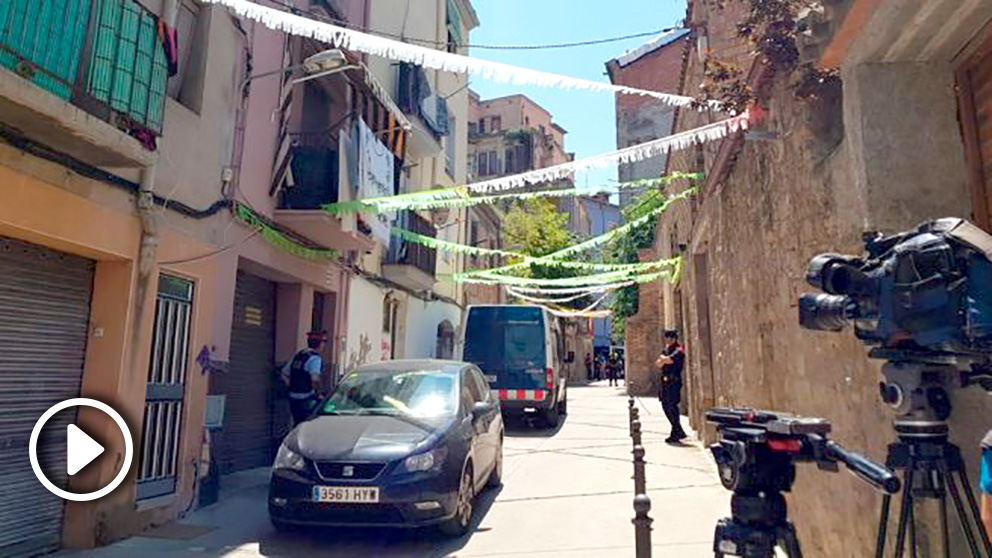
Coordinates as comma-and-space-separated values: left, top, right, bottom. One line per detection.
158, 230, 260, 265
264, 0, 675, 51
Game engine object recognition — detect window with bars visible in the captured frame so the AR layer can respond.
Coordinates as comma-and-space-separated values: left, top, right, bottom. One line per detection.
137, 274, 193, 500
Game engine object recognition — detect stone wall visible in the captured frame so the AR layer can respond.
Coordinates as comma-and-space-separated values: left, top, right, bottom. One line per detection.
625, 248, 664, 396
653, 2, 992, 555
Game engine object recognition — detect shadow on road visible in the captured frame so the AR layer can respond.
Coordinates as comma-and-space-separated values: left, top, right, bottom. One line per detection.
503, 414, 565, 438
254, 485, 503, 557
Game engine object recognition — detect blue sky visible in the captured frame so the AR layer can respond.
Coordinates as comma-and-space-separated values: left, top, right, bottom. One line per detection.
467, 0, 687, 189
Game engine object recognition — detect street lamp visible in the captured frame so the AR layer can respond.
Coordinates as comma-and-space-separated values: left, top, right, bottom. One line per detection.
240, 48, 359, 90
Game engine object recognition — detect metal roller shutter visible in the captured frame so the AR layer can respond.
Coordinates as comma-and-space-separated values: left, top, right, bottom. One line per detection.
211, 271, 289, 473
0, 237, 93, 558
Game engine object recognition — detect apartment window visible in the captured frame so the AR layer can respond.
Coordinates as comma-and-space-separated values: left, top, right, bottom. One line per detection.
491, 116, 502, 132
488, 151, 499, 175
478, 118, 486, 134
468, 121, 478, 136
166, 1, 206, 111
477, 152, 488, 176
505, 148, 515, 174
525, 116, 530, 125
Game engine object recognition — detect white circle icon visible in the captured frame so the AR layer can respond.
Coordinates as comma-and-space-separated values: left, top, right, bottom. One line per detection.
29, 398, 133, 502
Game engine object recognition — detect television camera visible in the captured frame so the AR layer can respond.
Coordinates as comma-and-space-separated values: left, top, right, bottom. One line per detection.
798, 218, 992, 556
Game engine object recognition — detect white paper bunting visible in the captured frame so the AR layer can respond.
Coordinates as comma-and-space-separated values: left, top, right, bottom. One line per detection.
465, 114, 749, 193
202, 0, 698, 106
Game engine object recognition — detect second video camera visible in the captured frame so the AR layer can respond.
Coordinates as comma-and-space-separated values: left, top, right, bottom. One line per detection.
799, 218, 992, 359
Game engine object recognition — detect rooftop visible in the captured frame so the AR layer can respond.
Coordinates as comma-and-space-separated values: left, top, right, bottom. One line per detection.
610, 28, 691, 68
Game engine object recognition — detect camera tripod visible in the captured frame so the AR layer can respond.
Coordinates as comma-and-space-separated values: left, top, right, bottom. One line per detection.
874, 358, 992, 558
714, 492, 803, 558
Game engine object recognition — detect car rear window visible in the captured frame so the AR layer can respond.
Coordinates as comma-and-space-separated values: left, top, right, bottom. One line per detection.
463, 306, 546, 389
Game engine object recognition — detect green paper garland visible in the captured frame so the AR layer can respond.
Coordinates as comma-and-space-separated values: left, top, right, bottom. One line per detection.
454, 187, 696, 280
391, 228, 678, 273
234, 202, 338, 260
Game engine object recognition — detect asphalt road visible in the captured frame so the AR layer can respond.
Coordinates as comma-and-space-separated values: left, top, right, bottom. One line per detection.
59, 382, 728, 557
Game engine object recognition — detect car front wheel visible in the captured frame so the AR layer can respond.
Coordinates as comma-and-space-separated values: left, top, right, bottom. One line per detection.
440, 464, 474, 537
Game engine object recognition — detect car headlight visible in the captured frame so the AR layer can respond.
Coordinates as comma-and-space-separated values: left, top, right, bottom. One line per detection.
273, 443, 307, 471
403, 447, 447, 473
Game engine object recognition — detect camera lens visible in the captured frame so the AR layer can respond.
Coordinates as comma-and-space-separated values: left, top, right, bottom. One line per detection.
799, 293, 853, 331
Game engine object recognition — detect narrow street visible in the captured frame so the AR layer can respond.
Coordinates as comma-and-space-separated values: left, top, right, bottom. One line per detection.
59, 383, 727, 558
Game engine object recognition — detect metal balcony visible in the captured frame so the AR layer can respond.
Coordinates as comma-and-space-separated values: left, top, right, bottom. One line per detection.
0, 0, 168, 167
383, 210, 437, 291
273, 133, 375, 254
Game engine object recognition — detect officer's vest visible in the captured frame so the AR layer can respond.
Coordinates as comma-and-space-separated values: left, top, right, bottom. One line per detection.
289, 350, 318, 394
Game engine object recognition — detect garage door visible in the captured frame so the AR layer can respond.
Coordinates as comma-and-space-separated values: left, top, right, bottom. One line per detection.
0, 237, 93, 557
211, 270, 290, 473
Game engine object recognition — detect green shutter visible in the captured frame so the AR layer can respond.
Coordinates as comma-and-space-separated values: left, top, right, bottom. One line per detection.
446, 0, 463, 47
85, 0, 168, 134
0, 0, 91, 100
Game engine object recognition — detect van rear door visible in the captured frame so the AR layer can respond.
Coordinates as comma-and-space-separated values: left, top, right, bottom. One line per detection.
463, 306, 547, 389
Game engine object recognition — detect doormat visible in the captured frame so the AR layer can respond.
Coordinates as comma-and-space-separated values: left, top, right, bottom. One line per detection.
140, 523, 216, 540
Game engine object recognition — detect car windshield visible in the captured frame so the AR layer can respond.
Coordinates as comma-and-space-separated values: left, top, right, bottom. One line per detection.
319, 369, 457, 418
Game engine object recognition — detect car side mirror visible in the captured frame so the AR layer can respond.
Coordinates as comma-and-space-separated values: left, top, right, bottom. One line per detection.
472, 401, 493, 418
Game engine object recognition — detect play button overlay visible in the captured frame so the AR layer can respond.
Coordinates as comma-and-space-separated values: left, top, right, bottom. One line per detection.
67, 424, 105, 476
30, 398, 133, 502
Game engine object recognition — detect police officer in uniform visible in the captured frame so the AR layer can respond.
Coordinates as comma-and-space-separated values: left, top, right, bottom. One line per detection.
281, 330, 326, 425
655, 329, 687, 444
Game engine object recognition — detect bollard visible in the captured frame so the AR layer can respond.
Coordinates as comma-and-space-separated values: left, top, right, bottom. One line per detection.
630, 407, 640, 436
632, 444, 647, 495
633, 493, 653, 558
631, 419, 642, 448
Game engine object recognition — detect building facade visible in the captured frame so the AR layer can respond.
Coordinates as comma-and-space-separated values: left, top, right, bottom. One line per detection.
606, 29, 690, 209
579, 195, 621, 354
466, 91, 593, 379
0, 0, 477, 554
646, 0, 992, 555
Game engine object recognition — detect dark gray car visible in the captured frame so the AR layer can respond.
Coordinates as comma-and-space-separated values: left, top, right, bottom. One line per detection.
268, 360, 503, 537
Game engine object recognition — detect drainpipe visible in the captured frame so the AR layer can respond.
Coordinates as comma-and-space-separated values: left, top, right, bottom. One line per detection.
130, 165, 159, 377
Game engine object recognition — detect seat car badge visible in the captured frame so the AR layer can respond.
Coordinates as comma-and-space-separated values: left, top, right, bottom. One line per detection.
342, 465, 355, 477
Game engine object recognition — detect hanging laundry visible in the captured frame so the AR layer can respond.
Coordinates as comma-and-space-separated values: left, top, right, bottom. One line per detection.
158, 20, 179, 77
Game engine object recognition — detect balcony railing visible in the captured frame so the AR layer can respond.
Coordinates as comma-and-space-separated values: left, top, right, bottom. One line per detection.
278, 133, 340, 210
0, 0, 168, 136
386, 210, 437, 280
397, 62, 449, 139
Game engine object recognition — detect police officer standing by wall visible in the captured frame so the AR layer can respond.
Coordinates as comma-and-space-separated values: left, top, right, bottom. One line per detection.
655, 329, 687, 444
281, 330, 326, 425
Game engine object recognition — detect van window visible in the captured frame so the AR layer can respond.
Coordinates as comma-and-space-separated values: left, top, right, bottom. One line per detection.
463, 306, 547, 389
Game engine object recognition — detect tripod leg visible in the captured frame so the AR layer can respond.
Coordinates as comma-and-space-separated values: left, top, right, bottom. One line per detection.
780, 524, 804, 558
938, 472, 951, 558
908, 505, 918, 558
895, 468, 916, 558
954, 465, 992, 555
945, 468, 985, 558
877, 493, 893, 558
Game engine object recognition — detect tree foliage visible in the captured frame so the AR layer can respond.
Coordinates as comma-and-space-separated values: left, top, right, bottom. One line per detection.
605, 190, 664, 340
502, 199, 591, 309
